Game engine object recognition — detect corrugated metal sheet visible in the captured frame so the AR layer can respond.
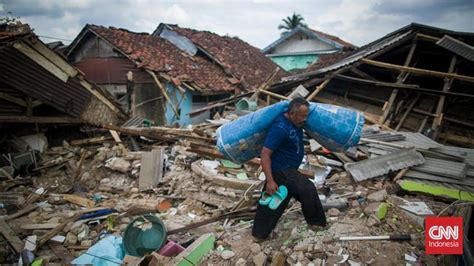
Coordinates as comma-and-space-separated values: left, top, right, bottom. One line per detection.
405, 170, 474, 186
403, 177, 474, 194
284, 30, 413, 81
346, 148, 425, 182
74, 58, 154, 84
412, 157, 467, 179
436, 35, 474, 62
0, 46, 91, 117
396, 132, 441, 150
431, 145, 474, 166
362, 132, 406, 142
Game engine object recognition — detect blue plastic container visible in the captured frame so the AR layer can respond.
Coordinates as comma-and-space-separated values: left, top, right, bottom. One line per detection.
216, 101, 364, 164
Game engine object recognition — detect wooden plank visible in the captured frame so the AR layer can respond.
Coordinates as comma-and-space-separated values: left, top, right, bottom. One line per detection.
28, 40, 78, 78
0, 92, 27, 106
139, 148, 164, 191
49, 242, 76, 264
13, 42, 69, 82
5, 204, 40, 221
361, 58, 474, 83
109, 130, 122, 143
37, 213, 82, 247
0, 116, 83, 124
432, 55, 457, 138
0, 220, 24, 254
146, 69, 180, 119
62, 194, 95, 208
21, 223, 60, 230
72, 151, 87, 184
70, 136, 112, 146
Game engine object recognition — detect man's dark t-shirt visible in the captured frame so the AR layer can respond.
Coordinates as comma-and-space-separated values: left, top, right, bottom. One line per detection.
263, 114, 304, 172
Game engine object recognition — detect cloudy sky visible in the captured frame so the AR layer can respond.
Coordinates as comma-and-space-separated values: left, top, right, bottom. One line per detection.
1, 0, 473, 49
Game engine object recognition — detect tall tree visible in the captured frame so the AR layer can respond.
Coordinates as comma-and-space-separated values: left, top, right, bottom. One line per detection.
278, 13, 308, 35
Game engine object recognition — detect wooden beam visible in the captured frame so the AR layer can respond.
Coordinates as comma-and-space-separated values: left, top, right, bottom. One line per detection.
26, 97, 32, 117
432, 55, 457, 138
250, 67, 280, 101
395, 94, 420, 131
361, 58, 474, 83
445, 116, 474, 128
31, 100, 43, 108
13, 42, 69, 82
146, 69, 180, 119
439, 132, 474, 146
380, 41, 417, 124
78, 79, 121, 114
0, 92, 27, 106
350, 67, 378, 81
306, 79, 330, 101
416, 33, 440, 42
0, 116, 83, 123
260, 89, 290, 101
0, 220, 23, 254
27, 39, 78, 78
334, 74, 474, 98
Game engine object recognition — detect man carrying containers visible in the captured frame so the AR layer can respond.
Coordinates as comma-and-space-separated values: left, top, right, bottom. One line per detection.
252, 97, 327, 240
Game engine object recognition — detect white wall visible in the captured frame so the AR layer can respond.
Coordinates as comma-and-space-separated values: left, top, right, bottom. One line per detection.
273, 32, 335, 54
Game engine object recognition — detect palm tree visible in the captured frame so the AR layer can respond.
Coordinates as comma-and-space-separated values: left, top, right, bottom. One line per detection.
278, 13, 308, 35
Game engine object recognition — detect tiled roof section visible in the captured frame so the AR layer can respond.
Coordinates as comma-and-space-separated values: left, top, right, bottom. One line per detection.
89, 25, 238, 92
307, 51, 354, 71
289, 51, 354, 74
308, 29, 356, 49
168, 26, 287, 89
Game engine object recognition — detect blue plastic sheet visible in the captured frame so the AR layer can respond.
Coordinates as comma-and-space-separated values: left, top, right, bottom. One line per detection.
71, 235, 124, 266
216, 101, 364, 164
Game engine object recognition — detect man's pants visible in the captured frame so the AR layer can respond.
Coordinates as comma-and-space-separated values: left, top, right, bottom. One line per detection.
252, 168, 327, 239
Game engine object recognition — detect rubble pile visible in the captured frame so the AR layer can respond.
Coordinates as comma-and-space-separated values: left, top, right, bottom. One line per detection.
0, 114, 471, 265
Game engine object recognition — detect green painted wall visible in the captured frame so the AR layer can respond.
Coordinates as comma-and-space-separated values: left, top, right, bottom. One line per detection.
269, 54, 319, 71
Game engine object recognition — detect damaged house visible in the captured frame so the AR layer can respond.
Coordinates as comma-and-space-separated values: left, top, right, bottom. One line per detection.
275, 23, 474, 146
262, 26, 356, 71
66, 24, 283, 126
0, 28, 124, 126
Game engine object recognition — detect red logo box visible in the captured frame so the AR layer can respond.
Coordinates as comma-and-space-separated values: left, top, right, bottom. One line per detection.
425, 216, 463, 254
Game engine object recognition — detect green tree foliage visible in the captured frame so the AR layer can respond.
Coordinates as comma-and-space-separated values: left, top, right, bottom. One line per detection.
278, 12, 308, 35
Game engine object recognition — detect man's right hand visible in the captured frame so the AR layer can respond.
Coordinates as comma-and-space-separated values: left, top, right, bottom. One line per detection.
266, 179, 278, 195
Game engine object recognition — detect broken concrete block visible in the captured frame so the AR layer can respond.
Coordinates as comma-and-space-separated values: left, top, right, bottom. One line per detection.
271, 251, 285, 266
65, 232, 77, 245
252, 252, 267, 266
366, 214, 381, 227
364, 202, 389, 220
293, 244, 310, 252
105, 157, 130, 172
221, 250, 235, 260
367, 189, 387, 202
250, 242, 261, 255
327, 208, 340, 217
236, 258, 247, 266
